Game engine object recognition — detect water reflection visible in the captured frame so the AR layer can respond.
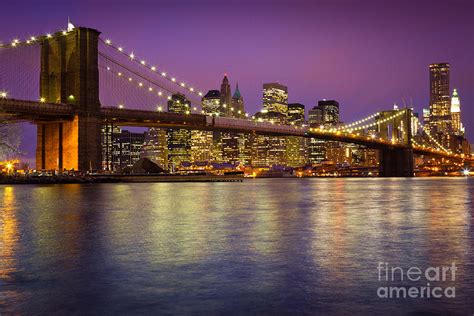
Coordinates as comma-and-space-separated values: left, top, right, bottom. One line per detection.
0, 179, 472, 314
0, 186, 21, 309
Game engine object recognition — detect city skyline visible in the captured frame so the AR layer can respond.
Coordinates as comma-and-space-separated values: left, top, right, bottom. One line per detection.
1, 0, 473, 161
1, 2, 473, 314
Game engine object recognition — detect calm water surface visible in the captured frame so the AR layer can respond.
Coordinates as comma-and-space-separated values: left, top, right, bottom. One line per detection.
0, 178, 473, 315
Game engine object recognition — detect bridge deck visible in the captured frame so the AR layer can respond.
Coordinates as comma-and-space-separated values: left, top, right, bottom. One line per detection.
0, 99, 470, 162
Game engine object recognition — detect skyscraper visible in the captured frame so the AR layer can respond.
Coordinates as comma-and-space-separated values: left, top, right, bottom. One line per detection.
167, 93, 191, 171
141, 128, 168, 169
286, 103, 306, 167
220, 74, 232, 116
231, 83, 245, 118
113, 129, 145, 169
263, 82, 288, 116
308, 106, 325, 164
429, 63, 452, 137
192, 90, 221, 163
287, 103, 305, 125
202, 90, 221, 115
307, 100, 341, 164
317, 99, 340, 125
451, 88, 463, 135
251, 111, 287, 166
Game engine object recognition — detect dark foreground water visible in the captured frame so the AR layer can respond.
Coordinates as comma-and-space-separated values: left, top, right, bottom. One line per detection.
0, 178, 473, 315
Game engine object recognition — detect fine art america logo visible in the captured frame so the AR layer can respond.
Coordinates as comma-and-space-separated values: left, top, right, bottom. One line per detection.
377, 262, 457, 299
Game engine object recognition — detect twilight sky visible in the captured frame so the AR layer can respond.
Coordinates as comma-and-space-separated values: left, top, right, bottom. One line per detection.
1, 0, 473, 161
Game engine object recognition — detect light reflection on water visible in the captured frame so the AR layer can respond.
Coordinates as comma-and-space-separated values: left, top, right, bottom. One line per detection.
0, 178, 473, 314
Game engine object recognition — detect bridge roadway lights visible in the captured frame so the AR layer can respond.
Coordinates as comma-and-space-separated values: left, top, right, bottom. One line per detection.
379, 147, 414, 177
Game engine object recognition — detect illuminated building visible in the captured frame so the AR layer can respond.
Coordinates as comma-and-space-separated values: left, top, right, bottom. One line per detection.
307, 100, 341, 164
112, 129, 145, 169
231, 83, 245, 118
263, 82, 288, 116
141, 128, 168, 170
202, 90, 221, 115
308, 106, 325, 164
317, 99, 340, 125
428, 63, 452, 145
167, 93, 191, 171
190, 90, 220, 163
251, 82, 289, 166
451, 88, 463, 135
252, 111, 287, 166
218, 78, 242, 164
231, 83, 250, 165
102, 123, 121, 171
220, 74, 232, 116
287, 103, 305, 125
286, 103, 306, 167
423, 108, 430, 125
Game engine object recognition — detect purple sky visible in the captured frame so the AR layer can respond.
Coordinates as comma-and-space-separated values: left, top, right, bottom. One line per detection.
1, 0, 473, 161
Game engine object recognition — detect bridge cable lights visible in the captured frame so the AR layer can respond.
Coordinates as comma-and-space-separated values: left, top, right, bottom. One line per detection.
344, 110, 405, 133
100, 64, 175, 103
337, 112, 381, 131
100, 36, 205, 99
411, 114, 450, 153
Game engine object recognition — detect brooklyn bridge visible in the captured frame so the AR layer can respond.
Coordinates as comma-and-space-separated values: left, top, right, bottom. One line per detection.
0, 26, 471, 176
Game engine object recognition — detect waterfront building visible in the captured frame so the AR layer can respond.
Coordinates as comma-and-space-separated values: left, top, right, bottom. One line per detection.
141, 128, 168, 170
252, 111, 287, 167
286, 103, 306, 167
307, 100, 340, 164
167, 93, 192, 171
112, 129, 145, 170
102, 124, 121, 171
263, 82, 288, 116
308, 106, 325, 164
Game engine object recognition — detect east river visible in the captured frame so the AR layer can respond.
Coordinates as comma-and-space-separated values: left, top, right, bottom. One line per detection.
0, 178, 473, 314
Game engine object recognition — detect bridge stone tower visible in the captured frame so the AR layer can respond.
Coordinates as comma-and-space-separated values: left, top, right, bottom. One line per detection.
378, 109, 414, 177
36, 27, 102, 172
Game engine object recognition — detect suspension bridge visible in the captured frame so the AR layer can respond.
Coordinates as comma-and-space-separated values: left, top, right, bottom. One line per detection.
0, 26, 471, 176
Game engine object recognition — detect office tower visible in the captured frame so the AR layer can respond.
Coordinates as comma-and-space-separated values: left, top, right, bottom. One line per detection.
423, 108, 430, 125
251, 111, 287, 166
451, 88, 463, 135
191, 130, 214, 163
102, 124, 121, 171
287, 103, 305, 125
220, 74, 232, 116
307, 100, 341, 164
231, 83, 245, 118
141, 128, 168, 169
217, 78, 239, 164
307, 106, 325, 164
167, 93, 191, 171
286, 103, 306, 167
202, 90, 221, 115
263, 82, 288, 116
113, 129, 145, 169
189, 90, 219, 163
428, 63, 452, 140
317, 99, 340, 124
